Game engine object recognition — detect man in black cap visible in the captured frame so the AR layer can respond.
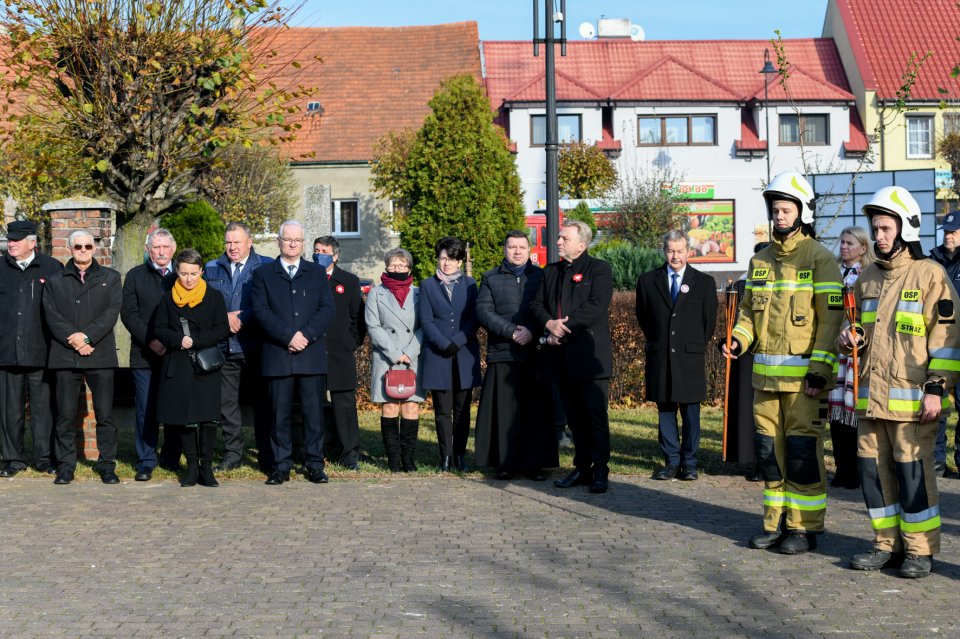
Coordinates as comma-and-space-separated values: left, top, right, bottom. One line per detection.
930, 211, 960, 478
0, 220, 63, 477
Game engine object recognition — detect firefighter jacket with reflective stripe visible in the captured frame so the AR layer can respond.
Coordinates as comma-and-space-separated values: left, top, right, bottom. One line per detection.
732, 230, 843, 392
842, 251, 960, 421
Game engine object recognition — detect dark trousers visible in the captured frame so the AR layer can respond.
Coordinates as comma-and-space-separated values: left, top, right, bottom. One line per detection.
656, 401, 701, 469
132, 367, 180, 470
324, 388, 361, 465
53, 368, 116, 471
432, 363, 472, 457
557, 377, 610, 478
220, 356, 273, 469
0, 367, 55, 470
267, 374, 326, 473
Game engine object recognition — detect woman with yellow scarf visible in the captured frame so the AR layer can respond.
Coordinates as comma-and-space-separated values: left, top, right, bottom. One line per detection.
152, 248, 230, 487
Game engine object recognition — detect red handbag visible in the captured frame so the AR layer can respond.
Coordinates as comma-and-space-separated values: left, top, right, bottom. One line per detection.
384, 364, 416, 400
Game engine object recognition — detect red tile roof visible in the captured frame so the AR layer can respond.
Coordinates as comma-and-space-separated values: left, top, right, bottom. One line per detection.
834, 0, 960, 100
264, 23, 481, 163
484, 39, 854, 106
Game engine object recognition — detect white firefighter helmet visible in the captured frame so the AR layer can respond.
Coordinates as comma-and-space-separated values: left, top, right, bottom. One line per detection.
861, 186, 922, 243
762, 171, 816, 225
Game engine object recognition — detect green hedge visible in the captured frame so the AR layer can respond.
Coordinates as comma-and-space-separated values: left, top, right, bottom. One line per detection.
590, 240, 665, 291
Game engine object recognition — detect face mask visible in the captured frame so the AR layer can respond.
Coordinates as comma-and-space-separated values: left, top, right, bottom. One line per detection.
313, 253, 334, 268
385, 270, 410, 281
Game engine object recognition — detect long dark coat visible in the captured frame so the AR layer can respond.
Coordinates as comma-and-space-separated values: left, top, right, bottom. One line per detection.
529, 251, 613, 381
251, 258, 335, 377
634, 264, 718, 403
418, 274, 482, 391
43, 258, 122, 370
0, 250, 62, 368
152, 286, 229, 425
120, 262, 176, 369
325, 265, 366, 391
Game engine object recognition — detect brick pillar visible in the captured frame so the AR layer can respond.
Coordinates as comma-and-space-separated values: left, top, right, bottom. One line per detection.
42, 196, 118, 460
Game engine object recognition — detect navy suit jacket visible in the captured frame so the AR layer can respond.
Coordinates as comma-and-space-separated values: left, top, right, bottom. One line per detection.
417, 274, 482, 391
250, 258, 335, 377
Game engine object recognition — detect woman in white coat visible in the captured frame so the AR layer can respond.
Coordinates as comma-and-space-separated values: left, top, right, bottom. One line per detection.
365, 248, 424, 472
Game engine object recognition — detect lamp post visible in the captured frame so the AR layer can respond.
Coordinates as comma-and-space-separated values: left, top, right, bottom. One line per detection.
534, 0, 566, 264
759, 48, 777, 186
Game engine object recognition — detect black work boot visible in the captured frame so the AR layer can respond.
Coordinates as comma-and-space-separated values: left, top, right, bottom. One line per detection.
899, 554, 933, 578
748, 530, 785, 549
778, 532, 817, 555
849, 548, 905, 571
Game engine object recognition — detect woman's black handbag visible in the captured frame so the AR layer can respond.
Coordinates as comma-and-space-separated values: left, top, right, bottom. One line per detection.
179, 317, 225, 374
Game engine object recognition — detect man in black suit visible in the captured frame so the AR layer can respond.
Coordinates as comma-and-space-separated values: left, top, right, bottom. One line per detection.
120, 227, 178, 481
251, 220, 335, 485
530, 219, 613, 493
43, 230, 122, 485
0, 220, 62, 477
635, 229, 718, 481
313, 236, 366, 470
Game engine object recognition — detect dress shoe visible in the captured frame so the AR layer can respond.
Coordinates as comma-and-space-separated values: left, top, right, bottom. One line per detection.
778, 532, 816, 555
214, 461, 241, 473
525, 469, 548, 481
495, 470, 514, 480
898, 554, 933, 578
198, 467, 219, 488
589, 478, 609, 494
454, 455, 469, 472
652, 465, 678, 481
100, 469, 120, 485
265, 470, 290, 485
135, 469, 153, 482
553, 469, 592, 488
307, 468, 329, 484
849, 548, 905, 571
745, 464, 763, 482
53, 469, 74, 485
679, 467, 699, 481
0, 464, 20, 478
935, 460, 947, 477
748, 530, 785, 549
438, 456, 451, 472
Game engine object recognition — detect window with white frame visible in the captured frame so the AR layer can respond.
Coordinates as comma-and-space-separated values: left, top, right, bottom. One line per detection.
530, 114, 582, 145
637, 115, 716, 146
779, 114, 829, 145
332, 200, 360, 236
906, 115, 934, 159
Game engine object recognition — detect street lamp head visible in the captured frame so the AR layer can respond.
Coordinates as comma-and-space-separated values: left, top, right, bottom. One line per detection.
759, 48, 777, 75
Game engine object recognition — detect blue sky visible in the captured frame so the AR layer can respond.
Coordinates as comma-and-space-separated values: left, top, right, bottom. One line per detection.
295, 1, 831, 41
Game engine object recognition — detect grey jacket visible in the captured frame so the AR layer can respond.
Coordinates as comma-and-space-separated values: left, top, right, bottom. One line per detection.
364, 284, 424, 403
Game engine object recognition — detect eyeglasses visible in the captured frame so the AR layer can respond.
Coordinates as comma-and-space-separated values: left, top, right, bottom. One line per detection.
73, 244, 95, 251
438, 256, 460, 262
280, 237, 304, 245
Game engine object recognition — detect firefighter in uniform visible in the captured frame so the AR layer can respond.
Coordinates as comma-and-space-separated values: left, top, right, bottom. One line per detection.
839, 187, 960, 578
722, 171, 843, 554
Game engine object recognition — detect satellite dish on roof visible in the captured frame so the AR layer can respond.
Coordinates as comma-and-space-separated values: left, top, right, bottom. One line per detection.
578, 22, 596, 39
630, 24, 645, 41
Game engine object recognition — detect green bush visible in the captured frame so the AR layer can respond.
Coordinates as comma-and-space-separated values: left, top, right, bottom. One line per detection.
590, 240, 665, 291
161, 200, 225, 264
565, 201, 597, 236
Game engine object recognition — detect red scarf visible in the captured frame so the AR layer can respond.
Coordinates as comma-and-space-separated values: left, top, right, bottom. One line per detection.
380, 272, 413, 308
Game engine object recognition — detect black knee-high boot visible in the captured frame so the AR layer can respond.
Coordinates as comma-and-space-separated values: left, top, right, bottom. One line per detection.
380, 416, 402, 472
199, 423, 219, 488
180, 426, 199, 487
399, 417, 419, 472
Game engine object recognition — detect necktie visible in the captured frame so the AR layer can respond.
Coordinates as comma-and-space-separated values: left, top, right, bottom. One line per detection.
287, 264, 296, 278
670, 273, 680, 304
79, 269, 85, 284
159, 267, 168, 277
17, 261, 27, 270
234, 262, 242, 278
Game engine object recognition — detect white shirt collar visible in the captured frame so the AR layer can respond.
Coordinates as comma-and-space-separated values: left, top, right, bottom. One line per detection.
17, 252, 36, 268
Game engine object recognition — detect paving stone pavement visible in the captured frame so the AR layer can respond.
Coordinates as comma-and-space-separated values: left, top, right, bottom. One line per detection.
2, 472, 960, 638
